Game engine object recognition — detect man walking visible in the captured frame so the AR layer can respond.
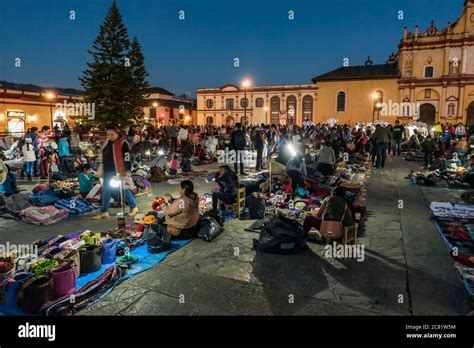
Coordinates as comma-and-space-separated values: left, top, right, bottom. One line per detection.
392, 120, 405, 156
230, 123, 247, 175
372, 124, 392, 168
94, 128, 138, 219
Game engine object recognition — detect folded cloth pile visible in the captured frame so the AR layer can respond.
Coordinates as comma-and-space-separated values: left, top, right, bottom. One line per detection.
430, 202, 474, 219
20, 206, 69, 225
30, 190, 60, 206
54, 198, 96, 215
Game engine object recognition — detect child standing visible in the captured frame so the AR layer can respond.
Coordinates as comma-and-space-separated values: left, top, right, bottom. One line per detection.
58, 134, 71, 172
169, 155, 180, 176
22, 137, 36, 182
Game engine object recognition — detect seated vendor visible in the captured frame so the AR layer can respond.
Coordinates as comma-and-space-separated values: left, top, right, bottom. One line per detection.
78, 164, 100, 198
212, 164, 239, 212
303, 186, 355, 238
285, 152, 307, 197
0, 156, 18, 196
48, 153, 67, 181
160, 180, 199, 238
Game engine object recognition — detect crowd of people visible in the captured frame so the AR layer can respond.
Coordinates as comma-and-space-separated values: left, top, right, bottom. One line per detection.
1, 119, 474, 240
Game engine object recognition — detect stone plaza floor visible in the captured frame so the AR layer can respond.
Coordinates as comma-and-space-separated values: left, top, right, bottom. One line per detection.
0, 157, 471, 316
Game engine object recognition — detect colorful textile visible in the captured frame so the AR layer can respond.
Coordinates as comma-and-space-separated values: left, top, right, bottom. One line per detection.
54, 198, 96, 215
30, 190, 60, 206
20, 206, 69, 225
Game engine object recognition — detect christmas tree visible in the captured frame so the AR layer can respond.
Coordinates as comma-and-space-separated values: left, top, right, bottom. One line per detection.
80, 0, 149, 130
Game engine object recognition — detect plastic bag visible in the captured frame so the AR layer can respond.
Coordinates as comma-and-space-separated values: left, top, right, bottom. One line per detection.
143, 221, 171, 253
197, 216, 223, 242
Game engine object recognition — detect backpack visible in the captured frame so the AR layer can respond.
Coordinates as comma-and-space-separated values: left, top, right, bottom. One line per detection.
234, 131, 246, 149
253, 212, 306, 254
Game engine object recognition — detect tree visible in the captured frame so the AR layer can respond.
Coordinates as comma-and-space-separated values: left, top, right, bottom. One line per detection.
79, 0, 149, 130
127, 37, 150, 122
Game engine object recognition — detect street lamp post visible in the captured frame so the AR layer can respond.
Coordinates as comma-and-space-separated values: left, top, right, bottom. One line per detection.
241, 79, 251, 126
371, 92, 381, 123
46, 92, 55, 129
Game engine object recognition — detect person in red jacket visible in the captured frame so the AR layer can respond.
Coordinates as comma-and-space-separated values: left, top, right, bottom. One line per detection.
94, 128, 138, 219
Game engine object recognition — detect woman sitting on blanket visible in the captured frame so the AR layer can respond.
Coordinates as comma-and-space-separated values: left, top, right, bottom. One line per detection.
159, 180, 200, 239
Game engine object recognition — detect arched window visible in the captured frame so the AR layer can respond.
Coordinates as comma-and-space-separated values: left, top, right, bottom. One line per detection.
302, 95, 313, 121
255, 98, 264, 108
206, 99, 214, 109
240, 116, 248, 125
337, 92, 346, 112
270, 96, 280, 124
240, 98, 249, 108
424, 66, 434, 78
447, 103, 456, 116
206, 116, 214, 125
225, 98, 234, 110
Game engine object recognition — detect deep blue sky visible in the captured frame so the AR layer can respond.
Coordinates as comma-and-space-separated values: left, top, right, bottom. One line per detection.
0, 0, 463, 96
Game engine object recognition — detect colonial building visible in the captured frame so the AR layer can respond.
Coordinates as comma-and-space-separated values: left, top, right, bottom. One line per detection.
0, 81, 82, 135
197, 0, 474, 126
0, 81, 196, 136
144, 87, 196, 126
196, 84, 318, 127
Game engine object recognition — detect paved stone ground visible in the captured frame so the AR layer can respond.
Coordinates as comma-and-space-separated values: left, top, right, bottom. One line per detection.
0, 158, 471, 315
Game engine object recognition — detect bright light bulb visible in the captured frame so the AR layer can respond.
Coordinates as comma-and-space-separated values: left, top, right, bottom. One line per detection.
287, 143, 297, 157
110, 175, 121, 188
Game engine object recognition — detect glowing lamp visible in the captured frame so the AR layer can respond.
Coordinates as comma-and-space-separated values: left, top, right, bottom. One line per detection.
110, 174, 121, 188
287, 143, 297, 157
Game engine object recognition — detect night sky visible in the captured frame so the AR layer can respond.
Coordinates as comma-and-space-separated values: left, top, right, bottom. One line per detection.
0, 0, 463, 95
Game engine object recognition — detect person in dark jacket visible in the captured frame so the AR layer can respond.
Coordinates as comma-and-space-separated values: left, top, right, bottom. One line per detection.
254, 124, 265, 171
303, 186, 355, 236
94, 128, 138, 219
422, 135, 437, 167
212, 165, 239, 211
371, 124, 393, 168
230, 123, 247, 175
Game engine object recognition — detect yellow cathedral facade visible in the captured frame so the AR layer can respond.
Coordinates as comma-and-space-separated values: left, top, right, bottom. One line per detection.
197, 0, 474, 127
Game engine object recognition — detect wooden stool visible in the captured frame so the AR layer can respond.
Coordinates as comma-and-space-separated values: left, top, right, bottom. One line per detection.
223, 186, 246, 217
341, 224, 357, 245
